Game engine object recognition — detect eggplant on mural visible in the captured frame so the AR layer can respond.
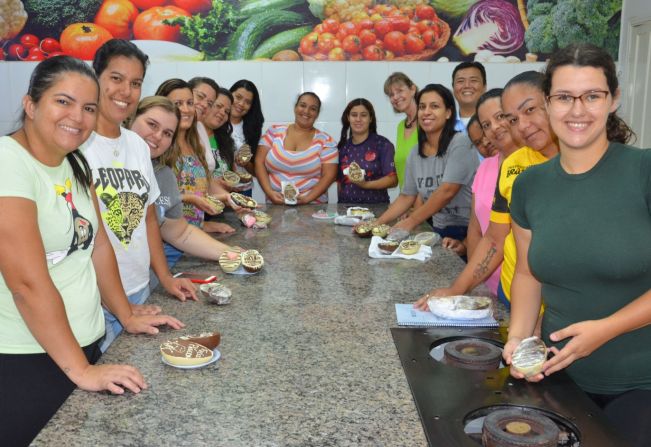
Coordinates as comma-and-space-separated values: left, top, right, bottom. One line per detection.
0, 0, 622, 62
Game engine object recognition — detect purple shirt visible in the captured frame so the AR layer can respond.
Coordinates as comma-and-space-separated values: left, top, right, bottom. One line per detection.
337, 133, 396, 204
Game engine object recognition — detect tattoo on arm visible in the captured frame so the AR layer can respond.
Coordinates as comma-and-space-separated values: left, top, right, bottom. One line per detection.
473, 243, 497, 281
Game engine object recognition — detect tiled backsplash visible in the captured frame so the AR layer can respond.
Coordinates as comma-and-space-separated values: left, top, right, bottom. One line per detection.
0, 60, 544, 202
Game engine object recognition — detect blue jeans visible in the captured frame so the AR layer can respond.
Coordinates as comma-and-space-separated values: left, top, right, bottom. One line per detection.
497, 281, 511, 311
432, 225, 469, 261
99, 284, 151, 353
432, 225, 468, 241
163, 241, 184, 268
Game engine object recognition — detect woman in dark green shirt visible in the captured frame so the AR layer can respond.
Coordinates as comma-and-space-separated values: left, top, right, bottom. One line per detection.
505, 43, 651, 447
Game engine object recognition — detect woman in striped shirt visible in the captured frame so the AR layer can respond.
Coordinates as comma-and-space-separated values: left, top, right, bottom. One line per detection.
256, 92, 338, 204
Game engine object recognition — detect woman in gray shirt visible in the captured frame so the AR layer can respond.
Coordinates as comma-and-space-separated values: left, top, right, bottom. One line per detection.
375, 84, 479, 240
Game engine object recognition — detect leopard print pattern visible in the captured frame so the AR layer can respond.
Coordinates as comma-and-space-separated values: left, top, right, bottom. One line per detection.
100, 191, 148, 246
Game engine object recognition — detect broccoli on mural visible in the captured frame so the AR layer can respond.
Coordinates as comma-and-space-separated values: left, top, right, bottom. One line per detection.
525, 0, 622, 58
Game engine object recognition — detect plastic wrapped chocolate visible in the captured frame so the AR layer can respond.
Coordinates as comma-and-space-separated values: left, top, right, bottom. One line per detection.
386, 228, 410, 242
236, 143, 253, 164
511, 336, 547, 377
199, 283, 232, 305
347, 161, 365, 182
414, 232, 441, 246
281, 181, 298, 205
253, 210, 272, 224
427, 296, 493, 320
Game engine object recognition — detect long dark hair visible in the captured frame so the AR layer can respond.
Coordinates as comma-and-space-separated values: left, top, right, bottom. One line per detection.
338, 98, 377, 150
416, 84, 458, 158
213, 88, 235, 170
229, 80, 264, 157
92, 39, 149, 78
543, 43, 635, 144
22, 56, 97, 194
155, 78, 211, 177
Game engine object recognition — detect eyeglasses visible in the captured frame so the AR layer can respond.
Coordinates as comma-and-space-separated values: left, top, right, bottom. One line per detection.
546, 90, 609, 110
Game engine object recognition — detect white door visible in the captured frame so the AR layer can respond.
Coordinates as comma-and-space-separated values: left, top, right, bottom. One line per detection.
625, 20, 651, 148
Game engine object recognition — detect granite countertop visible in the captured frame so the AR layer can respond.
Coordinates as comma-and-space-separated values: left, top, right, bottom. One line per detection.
33, 204, 494, 447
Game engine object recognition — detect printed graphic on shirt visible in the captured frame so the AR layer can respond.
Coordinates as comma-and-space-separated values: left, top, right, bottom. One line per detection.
93, 166, 150, 248
47, 178, 94, 265
417, 173, 444, 191
505, 164, 526, 179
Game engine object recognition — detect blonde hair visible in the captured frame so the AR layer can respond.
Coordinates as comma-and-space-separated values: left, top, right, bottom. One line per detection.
125, 96, 181, 162
383, 72, 417, 96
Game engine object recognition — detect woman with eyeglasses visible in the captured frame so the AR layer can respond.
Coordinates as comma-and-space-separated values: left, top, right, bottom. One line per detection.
503, 43, 650, 447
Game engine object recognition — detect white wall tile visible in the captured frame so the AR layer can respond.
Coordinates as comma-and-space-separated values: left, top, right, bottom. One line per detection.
429, 62, 456, 86
8, 62, 37, 124
303, 63, 347, 123
376, 121, 398, 147
260, 63, 303, 123
386, 61, 432, 90
0, 63, 13, 122
175, 61, 220, 86
484, 63, 517, 90
0, 59, 553, 149
217, 61, 263, 94
314, 120, 341, 144
142, 62, 179, 97
514, 62, 546, 76
345, 62, 390, 121
0, 121, 14, 136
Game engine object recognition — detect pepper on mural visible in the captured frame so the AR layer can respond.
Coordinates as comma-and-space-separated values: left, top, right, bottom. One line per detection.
0, 0, 622, 62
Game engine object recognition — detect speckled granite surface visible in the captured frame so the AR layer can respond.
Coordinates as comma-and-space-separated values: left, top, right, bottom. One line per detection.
33, 204, 497, 447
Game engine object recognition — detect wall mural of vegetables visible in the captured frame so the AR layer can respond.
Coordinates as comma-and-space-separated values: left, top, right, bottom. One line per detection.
0, 0, 622, 62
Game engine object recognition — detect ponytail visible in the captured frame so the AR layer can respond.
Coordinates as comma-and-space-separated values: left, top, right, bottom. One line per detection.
606, 113, 635, 144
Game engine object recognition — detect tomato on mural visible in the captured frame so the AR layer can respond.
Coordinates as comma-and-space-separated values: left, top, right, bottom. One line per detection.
0, 0, 623, 62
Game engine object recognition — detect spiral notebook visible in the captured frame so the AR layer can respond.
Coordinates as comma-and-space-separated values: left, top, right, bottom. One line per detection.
395, 303, 498, 328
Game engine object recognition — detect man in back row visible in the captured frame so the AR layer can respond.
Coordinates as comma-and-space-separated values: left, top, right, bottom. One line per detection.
452, 61, 487, 130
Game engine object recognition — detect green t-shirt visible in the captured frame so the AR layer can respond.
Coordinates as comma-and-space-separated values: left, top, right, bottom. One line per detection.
0, 137, 104, 354
511, 143, 651, 394
394, 119, 418, 190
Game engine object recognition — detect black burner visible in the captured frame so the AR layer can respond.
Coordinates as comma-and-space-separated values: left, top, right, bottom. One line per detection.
442, 338, 503, 371
391, 327, 627, 447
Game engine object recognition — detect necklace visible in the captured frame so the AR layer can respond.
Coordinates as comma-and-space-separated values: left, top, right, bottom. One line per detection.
107, 136, 121, 158
404, 114, 417, 129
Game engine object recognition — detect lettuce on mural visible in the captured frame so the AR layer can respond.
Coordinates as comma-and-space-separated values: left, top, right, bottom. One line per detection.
0, 0, 622, 61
